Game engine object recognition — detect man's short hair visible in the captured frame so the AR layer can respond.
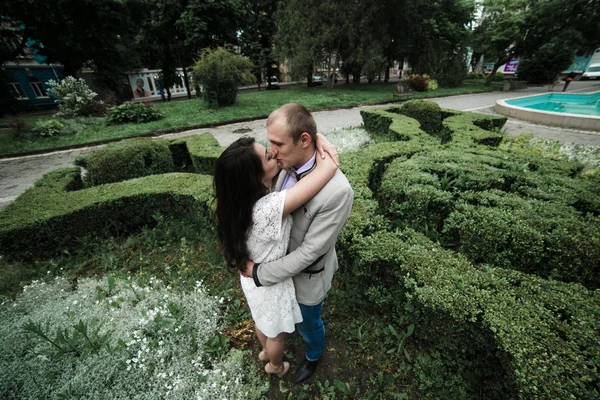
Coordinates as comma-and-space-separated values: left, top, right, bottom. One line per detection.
267, 103, 317, 144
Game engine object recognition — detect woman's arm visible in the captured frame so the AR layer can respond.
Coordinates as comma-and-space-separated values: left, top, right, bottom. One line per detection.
282, 153, 338, 217
315, 133, 340, 167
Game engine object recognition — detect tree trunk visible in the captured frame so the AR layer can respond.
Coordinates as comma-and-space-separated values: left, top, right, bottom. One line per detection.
166, 88, 172, 101
384, 68, 390, 83
485, 59, 509, 86
182, 67, 192, 99
307, 73, 312, 88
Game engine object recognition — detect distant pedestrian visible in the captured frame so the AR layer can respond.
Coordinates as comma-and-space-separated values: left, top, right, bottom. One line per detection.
562, 71, 576, 92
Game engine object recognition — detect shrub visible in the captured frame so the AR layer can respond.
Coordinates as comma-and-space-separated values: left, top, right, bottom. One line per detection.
192, 47, 255, 108
46, 76, 98, 118
436, 55, 467, 88
399, 100, 442, 133
494, 71, 505, 82
0, 169, 212, 260
0, 134, 222, 260
8, 119, 30, 139
32, 119, 65, 137
105, 102, 164, 125
467, 72, 485, 79
406, 74, 429, 92
79, 100, 108, 117
85, 138, 174, 186
427, 79, 439, 91
0, 275, 265, 398
341, 228, 600, 400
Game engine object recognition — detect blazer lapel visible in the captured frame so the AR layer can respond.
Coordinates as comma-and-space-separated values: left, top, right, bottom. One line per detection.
273, 170, 288, 192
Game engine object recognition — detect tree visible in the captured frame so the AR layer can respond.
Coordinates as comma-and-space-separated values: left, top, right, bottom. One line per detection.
474, 0, 600, 85
3, 0, 148, 92
238, 0, 280, 90
136, 0, 243, 100
191, 47, 255, 108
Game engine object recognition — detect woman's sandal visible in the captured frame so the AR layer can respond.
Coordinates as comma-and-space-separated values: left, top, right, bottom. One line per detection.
264, 361, 290, 378
258, 350, 269, 362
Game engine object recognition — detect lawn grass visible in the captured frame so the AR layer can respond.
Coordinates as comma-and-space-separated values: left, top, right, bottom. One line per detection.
0, 81, 497, 156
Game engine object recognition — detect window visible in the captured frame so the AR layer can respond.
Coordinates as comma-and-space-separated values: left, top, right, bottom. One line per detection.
28, 76, 48, 97
7, 82, 27, 99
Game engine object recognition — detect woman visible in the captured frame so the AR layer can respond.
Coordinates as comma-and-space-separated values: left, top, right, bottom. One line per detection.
214, 136, 337, 378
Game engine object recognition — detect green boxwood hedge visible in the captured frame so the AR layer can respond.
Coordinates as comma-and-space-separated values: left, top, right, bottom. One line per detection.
0, 133, 222, 260
339, 105, 599, 398
398, 99, 443, 133
342, 228, 600, 400
0, 169, 213, 259
85, 138, 175, 186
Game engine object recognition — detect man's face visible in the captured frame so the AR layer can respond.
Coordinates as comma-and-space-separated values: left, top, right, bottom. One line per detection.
267, 119, 303, 169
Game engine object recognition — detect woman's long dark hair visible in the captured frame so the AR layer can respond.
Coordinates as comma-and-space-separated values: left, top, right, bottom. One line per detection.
214, 137, 268, 271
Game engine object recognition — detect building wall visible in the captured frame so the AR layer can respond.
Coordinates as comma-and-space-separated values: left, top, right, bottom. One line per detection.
5, 66, 61, 108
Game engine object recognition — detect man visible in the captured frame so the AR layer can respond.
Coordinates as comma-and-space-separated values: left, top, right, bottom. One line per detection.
243, 103, 354, 383
563, 71, 576, 92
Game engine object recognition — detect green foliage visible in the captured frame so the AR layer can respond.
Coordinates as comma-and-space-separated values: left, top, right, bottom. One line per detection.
517, 30, 581, 84
85, 139, 174, 186
32, 119, 65, 137
46, 76, 99, 118
399, 100, 442, 133
0, 135, 222, 260
338, 106, 600, 398
105, 103, 164, 125
0, 274, 266, 398
192, 47, 255, 108
435, 54, 467, 87
0, 82, 496, 157
8, 119, 30, 140
467, 72, 485, 79
406, 74, 429, 92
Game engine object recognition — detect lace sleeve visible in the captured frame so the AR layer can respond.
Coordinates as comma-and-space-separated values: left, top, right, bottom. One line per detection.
251, 190, 287, 241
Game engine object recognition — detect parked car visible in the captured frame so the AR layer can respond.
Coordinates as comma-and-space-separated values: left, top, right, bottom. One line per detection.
264, 76, 280, 90
311, 76, 324, 86
581, 63, 600, 80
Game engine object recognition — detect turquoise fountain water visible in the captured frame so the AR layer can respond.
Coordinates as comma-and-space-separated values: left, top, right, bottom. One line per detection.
505, 92, 600, 116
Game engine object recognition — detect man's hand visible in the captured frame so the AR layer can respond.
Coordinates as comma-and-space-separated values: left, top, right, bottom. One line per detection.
240, 260, 255, 278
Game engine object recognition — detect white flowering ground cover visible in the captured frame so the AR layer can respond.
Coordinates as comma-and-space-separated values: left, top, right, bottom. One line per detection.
0, 274, 266, 399
320, 126, 374, 153
500, 132, 600, 173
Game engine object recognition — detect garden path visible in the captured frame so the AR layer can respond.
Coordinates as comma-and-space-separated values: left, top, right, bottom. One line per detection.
1, 81, 599, 209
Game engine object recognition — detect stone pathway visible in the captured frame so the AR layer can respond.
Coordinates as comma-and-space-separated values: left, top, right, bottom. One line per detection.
1, 81, 599, 209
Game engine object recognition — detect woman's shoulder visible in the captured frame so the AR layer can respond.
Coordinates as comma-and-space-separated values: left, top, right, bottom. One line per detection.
254, 190, 286, 210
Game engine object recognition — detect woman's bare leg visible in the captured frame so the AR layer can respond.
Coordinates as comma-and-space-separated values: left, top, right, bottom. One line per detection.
256, 325, 269, 361
256, 325, 267, 351
265, 333, 285, 366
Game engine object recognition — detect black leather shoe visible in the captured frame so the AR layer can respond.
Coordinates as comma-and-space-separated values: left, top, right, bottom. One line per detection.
295, 359, 318, 383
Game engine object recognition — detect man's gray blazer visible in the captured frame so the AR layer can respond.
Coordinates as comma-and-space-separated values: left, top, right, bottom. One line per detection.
252, 168, 354, 306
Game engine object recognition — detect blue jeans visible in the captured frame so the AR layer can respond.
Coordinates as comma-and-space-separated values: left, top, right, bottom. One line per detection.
296, 301, 325, 362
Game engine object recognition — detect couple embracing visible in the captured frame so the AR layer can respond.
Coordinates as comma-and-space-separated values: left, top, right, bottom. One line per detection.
214, 103, 354, 382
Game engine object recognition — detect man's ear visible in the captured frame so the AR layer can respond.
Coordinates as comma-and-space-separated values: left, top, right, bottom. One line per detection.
300, 132, 312, 149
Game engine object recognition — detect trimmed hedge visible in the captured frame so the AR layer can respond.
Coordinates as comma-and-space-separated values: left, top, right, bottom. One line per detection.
170, 133, 223, 174
342, 228, 600, 399
338, 106, 600, 398
0, 169, 213, 260
0, 133, 223, 260
85, 138, 175, 186
398, 100, 442, 134
375, 144, 600, 288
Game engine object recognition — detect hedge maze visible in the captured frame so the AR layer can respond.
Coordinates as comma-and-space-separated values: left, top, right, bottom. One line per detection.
1, 101, 599, 399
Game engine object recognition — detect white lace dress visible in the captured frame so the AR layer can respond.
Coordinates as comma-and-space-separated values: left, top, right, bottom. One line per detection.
240, 190, 303, 338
